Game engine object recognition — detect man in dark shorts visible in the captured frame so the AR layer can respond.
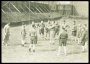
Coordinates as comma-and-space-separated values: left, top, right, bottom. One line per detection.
57, 27, 68, 55
29, 23, 37, 52
3, 23, 10, 46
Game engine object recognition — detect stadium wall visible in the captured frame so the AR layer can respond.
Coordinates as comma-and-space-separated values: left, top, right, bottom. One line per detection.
72, 1, 88, 18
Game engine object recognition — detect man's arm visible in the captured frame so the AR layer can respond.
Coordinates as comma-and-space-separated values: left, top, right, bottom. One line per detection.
4, 26, 7, 35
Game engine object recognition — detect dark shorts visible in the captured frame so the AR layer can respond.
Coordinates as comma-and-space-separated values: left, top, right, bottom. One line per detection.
40, 28, 44, 35
35, 36, 37, 44
54, 29, 59, 37
72, 31, 77, 36
81, 38, 87, 46
45, 28, 49, 33
30, 36, 37, 44
59, 38, 67, 46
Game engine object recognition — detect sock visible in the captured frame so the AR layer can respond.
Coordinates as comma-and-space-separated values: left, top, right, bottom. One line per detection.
63, 46, 67, 55
57, 46, 61, 55
82, 46, 85, 52
32, 44, 35, 52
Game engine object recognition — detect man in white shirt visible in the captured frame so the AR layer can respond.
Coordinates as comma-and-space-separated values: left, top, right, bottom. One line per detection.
3, 23, 10, 46
21, 22, 26, 46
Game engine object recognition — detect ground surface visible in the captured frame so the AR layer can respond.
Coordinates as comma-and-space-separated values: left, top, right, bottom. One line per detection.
1, 18, 88, 63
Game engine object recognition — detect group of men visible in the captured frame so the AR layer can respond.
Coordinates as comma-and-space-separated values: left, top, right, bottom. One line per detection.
2, 18, 88, 55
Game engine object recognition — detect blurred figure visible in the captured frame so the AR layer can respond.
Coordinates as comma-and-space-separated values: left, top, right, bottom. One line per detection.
57, 27, 68, 55
62, 20, 66, 29
21, 22, 26, 46
54, 21, 60, 39
80, 24, 88, 52
44, 20, 51, 39
29, 23, 37, 52
39, 21, 45, 38
72, 21, 77, 42
77, 24, 82, 44
3, 23, 10, 46
49, 21, 55, 44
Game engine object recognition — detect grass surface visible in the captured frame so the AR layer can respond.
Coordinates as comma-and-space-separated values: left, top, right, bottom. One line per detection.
1, 18, 88, 63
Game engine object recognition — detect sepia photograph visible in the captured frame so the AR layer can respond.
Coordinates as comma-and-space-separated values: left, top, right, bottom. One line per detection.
1, 1, 89, 63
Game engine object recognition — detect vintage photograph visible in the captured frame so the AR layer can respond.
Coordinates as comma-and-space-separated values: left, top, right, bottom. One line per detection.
1, 1, 89, 63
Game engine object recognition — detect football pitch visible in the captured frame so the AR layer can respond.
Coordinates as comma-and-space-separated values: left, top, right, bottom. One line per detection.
1, 18, 88, 63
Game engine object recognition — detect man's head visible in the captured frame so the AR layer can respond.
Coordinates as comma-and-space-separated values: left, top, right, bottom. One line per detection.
73, 20, 76, 25
8, 22, 10, 25
32, 24, 35, 28
48, 20, 50, 23
63, 20, 66, 24
32, 21, 35, 25
51, 21, 54, 24
84, 24, 87, 27
41, 21, 43, 23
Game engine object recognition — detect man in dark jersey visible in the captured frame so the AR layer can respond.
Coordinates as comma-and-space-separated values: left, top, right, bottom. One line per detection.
57, 27, 68, 55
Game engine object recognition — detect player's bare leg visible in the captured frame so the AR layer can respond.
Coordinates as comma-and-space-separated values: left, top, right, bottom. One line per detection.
29, 44, 32, 52
21, 40, 25, 46
82, 46, 85, 52
57, 46, 62, 55
32, 44, 35, 52
63, 46, 67, 55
